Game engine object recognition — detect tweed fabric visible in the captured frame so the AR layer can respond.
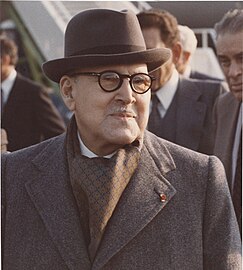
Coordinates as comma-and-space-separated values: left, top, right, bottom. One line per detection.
66, 117, 140, 261
2, 130, 242, 269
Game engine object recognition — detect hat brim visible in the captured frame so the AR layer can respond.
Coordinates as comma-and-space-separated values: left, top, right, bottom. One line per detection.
42, 48, 171, 83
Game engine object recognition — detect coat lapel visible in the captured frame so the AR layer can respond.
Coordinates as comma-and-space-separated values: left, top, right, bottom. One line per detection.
175, 78, 206, 150
93, 132, 177, 270
25, 135, 91, 270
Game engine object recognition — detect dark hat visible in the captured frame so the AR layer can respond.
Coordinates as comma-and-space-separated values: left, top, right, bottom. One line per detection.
42, 9, 171, 83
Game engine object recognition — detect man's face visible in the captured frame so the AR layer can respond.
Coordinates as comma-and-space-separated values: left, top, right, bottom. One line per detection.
216, 31, 243, 101
1, 55, 11, 81
141, 27, 174, 91
61, 64, 151, 156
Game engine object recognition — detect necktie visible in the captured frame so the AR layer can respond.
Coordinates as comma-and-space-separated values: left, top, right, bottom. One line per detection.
148, 94, 162, 134
233, 130, 242, 233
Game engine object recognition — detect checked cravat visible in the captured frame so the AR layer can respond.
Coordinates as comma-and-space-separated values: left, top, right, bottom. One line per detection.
65, 117, 140, 261
69, 144, 140, 261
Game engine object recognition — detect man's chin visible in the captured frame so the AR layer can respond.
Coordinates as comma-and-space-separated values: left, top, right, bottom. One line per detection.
109, 129, 140, 145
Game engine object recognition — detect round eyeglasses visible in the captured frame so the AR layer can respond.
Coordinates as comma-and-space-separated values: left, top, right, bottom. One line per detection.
68, 70, 156, 94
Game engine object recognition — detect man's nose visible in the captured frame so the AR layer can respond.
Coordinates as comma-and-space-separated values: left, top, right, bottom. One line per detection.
228, 60, 242, 78
115, 79, 136, 104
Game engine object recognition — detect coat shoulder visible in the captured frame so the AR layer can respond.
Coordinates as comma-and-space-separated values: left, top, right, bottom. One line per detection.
15, 73, 47, 95
215, 91, 238, 108
144, 130, 214, 165
1, 134, 65, 172
179, 77, 223, 102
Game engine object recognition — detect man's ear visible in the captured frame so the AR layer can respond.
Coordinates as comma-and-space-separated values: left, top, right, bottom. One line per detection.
59, 76, 75, 111
182, 51, 191, 63
172, 42, 182, 65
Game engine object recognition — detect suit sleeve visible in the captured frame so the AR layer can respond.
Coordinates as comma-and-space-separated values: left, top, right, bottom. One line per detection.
34, 86, 66, 139
203, 156, 241, 269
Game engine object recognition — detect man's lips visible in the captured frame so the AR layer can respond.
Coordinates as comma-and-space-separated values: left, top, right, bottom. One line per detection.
110, 111, 136, 118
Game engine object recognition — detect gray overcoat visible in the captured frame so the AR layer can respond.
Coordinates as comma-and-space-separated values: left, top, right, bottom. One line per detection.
1, 131, 241, 269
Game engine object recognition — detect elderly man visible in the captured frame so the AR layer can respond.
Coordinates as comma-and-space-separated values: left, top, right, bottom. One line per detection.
213, 9, 243, 233
176, 24, 198, 77
1, 9, 241, 270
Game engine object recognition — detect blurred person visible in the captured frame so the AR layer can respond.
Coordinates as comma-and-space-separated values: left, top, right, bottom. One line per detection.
177, 24, 223, 81
1, 128, 8, 153
0, 36, 65, 151
176, 24, 197, 77
213, 9, 243, 232
1, 9, 241, 269
137, 9, 225, 155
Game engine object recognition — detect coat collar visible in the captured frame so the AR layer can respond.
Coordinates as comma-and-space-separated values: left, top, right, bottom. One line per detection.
26, 132, 177, 270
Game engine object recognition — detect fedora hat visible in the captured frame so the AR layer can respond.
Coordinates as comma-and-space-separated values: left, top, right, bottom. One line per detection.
42, 9, 171, 83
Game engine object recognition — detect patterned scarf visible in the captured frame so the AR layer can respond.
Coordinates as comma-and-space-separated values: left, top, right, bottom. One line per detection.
65, 116, 141, 261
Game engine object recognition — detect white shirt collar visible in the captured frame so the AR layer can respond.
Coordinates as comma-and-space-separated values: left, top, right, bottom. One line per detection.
1, 69, 17, 104
77, 131, 115, 159
156, 68, 179, 111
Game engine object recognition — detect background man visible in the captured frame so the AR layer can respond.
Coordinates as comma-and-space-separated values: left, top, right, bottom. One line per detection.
177, 24, 222, 81
1, 36, 65, 151
137, 9, 225, 155
1, 9, 241, 269
176, 24, 197, 78
213, 9, 243, 233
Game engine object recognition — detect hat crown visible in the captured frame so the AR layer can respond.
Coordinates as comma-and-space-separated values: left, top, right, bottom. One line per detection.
64, 9, 146, 57
42, 8, 171, 83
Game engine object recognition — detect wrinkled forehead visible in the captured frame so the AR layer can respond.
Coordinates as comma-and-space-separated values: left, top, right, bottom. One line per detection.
216, 31, 243, 56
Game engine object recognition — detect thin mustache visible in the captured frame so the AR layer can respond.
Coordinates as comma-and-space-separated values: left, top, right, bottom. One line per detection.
110, 107, 137, 117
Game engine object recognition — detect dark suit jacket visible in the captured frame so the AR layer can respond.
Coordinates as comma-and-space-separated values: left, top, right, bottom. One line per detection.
1, 131, 241, 269
213, 92, 241, 192
151, 77, 225, 155
190, 70, 223, 82
1, 73, 65, 151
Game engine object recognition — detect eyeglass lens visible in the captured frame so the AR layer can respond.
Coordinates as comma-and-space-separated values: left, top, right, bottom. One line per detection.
100, 72, 121, 91
99, 72, 152, 93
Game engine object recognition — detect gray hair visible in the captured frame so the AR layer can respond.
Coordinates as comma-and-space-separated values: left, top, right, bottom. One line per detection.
214, 9, 243, 38
178, 25, 197, 54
